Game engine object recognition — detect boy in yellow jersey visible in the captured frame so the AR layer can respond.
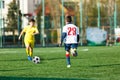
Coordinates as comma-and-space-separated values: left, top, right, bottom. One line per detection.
18, 19, 39, 61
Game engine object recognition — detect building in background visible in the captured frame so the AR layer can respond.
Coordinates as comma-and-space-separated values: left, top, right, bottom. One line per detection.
0, 0, 13, 28
0, 0, 41, 28
19, 0, 41, 27
0, 0, 119, 47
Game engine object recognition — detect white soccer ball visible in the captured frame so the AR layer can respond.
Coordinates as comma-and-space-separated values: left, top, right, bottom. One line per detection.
32, 56, 40, 64
70, 48, 75, 54
70, 48, 77, 56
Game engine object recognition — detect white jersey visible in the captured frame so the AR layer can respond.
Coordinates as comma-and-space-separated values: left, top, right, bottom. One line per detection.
62, 23, 79, 44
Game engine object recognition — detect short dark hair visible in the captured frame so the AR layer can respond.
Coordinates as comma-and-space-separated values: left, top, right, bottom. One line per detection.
66, 16, 72, 22
29, 19, 35, 22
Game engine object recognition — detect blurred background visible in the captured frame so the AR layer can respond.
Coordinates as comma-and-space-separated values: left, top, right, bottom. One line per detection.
0, 0, 120, 47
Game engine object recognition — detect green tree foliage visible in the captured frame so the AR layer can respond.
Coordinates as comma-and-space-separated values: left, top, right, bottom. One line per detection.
36, 10, 42, 30
7, 0, 17, 29
6, 0, 22, 44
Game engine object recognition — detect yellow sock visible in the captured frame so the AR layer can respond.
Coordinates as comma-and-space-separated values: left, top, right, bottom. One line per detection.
26, 48, 29, 56
29, 50, 33, 57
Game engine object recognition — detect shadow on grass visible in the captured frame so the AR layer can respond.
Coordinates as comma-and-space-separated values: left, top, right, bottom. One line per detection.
0, 59, 27, 62
0, 76, 93, 80
43, 57, 65, 61
0, 68, 29, 72
43, 57, 82, 61
90, 63, 120, 67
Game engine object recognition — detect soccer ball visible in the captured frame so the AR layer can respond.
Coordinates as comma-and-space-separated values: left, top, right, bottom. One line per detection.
70, 48, 77, 57
32, 56, 40, 64
71, 48, 74, 54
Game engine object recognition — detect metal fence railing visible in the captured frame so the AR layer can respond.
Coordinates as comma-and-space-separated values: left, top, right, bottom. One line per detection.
1, 0, 120, 47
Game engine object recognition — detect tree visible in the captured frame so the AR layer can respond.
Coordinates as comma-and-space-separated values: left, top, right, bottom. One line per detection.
7, 0, 17, 29
6, 0, 21, 44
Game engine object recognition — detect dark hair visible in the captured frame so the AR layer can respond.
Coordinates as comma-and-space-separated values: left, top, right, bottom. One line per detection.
66, 16, 72, 22
29, 19, 35, 22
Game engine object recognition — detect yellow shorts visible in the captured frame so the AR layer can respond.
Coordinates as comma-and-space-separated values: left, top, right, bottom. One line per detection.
24, 39, 34, 48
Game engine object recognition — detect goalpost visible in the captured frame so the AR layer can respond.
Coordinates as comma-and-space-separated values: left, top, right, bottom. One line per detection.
0, 0, 3, 47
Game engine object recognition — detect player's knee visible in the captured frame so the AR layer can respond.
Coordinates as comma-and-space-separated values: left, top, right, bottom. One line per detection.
29, 48, 33, 51
26, 46, 29, 49
66, 49, 70, 52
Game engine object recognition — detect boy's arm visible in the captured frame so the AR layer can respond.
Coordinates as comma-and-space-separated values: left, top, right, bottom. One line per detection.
77, 34, 80, 43
18, 30, 24, 40
33, 29, 39, 35
77, 27, 80, 43
60, 32, 66, 46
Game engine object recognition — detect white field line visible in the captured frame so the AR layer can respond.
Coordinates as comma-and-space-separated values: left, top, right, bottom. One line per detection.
35, 49, 90, 53
35, 50, 63, 53
0, 47, 115, 54
80, 47, 117, 51
0, 50, 17, 54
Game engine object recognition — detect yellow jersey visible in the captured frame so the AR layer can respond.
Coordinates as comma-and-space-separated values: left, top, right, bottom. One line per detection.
23, 25, 38, 41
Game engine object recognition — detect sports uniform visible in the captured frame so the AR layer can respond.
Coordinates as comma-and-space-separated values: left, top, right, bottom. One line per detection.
19, 19, 39, 61
61, 16, 79, 68
23, 25, 38, 48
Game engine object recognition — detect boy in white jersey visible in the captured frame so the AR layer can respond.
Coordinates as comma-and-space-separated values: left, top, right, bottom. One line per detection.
60, 16, 79, 68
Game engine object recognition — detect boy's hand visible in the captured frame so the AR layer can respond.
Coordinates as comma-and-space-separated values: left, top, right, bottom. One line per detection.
18, 36, 21, 40
59, 43, 62, 47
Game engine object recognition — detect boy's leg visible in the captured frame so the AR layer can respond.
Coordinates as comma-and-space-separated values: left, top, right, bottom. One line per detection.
66, 51, 70, 65
26, 47, 29, 56
29, 47, 33, 57
71, 44, 78, 57
29, 41, 34, 57
65, 44, 71, 68
26, 46, 32, 61
25, 41, 32, 61
25, 40, 30, 56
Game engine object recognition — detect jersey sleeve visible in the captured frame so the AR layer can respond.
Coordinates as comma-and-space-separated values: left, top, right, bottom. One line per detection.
34, 26, 39, 32
22, 26, 27, 32
76, 27, 80, 42
76, 27, 79, 35
62, 26, 67, 33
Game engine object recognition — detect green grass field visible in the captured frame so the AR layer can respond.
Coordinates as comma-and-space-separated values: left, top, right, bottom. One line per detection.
0, 46, 120, 80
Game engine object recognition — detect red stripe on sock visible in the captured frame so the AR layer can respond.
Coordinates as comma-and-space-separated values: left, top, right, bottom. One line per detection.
66, 53, 70, 57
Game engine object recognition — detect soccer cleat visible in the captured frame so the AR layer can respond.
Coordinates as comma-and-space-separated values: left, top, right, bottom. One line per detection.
28, 56, 32, 61
71, 49, 78, 57
67, 65, 71, 68
74, 50, 78, 57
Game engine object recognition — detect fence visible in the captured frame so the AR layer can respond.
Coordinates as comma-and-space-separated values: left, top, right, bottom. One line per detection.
0, 0, 120, 47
